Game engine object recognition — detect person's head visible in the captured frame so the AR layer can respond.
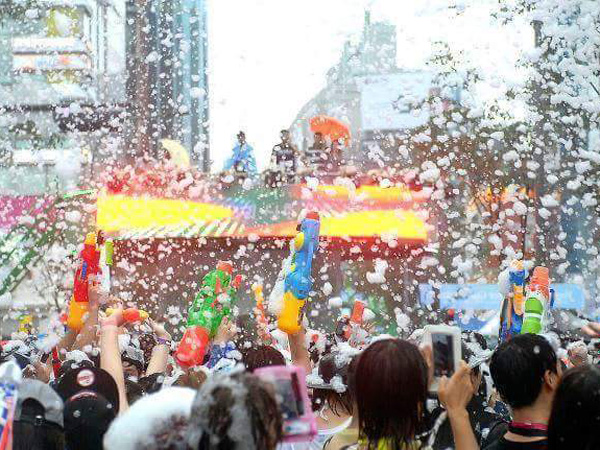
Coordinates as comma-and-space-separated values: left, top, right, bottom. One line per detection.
139, 332, 158, 368
241, 345, 285, 373
125, 378, 144, 405
314, 132, 323, 144
280, 129, 290, 142
461, 332, 491, 396
237, 131, 246, 144
104, 387, 196, 450
461, 342, 483, 393
13, 380, 65, 450
57, 351, 95, 380
490, 334, 560, 410
173, 367, 208, 390
311, 352, 357, 417
122, 345, 145, 380
567, 340, 588, 367
233, 313, 260, 350
548, 365, 600, 450
187, 372, 282, 450
354, 339, 428, 448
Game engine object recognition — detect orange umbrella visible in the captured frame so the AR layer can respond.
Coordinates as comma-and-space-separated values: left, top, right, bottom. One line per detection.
310, 115, 351, 142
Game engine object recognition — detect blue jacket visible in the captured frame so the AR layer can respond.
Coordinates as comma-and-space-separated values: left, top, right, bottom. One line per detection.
223, 143, 257, 174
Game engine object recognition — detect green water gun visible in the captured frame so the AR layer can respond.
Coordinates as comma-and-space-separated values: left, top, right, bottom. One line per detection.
174, 261, 243, 367
521, 266, 550, 335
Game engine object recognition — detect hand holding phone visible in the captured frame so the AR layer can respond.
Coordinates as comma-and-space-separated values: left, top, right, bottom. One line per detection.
423, 325, 462, 393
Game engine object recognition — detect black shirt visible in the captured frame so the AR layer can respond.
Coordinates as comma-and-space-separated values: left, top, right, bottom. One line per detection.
271, 143, 297, 174
484, 436, 547, 450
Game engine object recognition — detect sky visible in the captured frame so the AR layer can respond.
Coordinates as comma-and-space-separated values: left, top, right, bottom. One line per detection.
207, 0, 533, 171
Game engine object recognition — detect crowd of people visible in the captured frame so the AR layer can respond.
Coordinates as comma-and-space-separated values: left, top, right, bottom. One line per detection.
2, 275, 600, 450
222, 129, 350, 184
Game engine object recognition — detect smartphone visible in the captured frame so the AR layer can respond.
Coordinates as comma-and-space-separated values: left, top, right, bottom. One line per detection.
423, 325, 462, 392
255, 365, 317, 443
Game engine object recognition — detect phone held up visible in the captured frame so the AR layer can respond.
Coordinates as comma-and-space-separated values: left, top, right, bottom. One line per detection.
254, 365, 317, 443
423, 325, 462, 393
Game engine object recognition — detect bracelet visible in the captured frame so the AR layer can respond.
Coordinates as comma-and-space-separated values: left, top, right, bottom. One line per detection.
156, 337, 172, 346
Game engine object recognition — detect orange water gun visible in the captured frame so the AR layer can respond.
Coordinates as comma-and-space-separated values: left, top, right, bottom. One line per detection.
252, 283, 273, 344
106, 308, 149, 324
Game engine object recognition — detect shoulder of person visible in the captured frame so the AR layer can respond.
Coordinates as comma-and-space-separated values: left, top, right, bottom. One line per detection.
481, 418, 509, 449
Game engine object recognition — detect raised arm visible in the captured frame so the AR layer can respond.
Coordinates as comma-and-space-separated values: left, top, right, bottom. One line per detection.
71, 284, 102, 352
145, 318, 172, 376
100, 308, 129, 413
438, 362, 479, 450
287, 329, 311, 374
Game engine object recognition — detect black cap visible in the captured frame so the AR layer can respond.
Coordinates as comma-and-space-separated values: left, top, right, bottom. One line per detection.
16, 379, 64, 427
64, 391, 116, 450
57, 367, 120, 414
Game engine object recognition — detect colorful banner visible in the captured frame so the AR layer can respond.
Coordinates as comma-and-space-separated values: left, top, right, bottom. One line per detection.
98, 182, 428, 242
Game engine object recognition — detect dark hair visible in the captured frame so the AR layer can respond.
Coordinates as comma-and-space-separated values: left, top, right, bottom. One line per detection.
490, 334, 557, 409
13, 420, 65, 450
191, 373, 282, 450
312, 353, 357, 416
233, 313, 260, 350
125, 379, 144, 405
462, 331, 488, 350
241, 345, 285, 373
548, 365, 600, 450
354, 339, 428, 450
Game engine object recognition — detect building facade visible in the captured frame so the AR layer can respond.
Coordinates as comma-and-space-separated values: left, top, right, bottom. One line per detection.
0, 0, 126, 194
290, 11, 438, 171
125, 0, 209, 170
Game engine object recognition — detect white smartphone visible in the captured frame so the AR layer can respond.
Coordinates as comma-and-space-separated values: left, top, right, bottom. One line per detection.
423, 325, 462, 392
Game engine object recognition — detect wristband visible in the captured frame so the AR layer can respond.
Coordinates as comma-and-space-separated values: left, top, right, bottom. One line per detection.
156, 337, 172, 347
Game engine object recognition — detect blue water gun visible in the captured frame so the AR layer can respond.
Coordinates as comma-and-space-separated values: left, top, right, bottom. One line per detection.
499, 260, 528, 342
278, 212, 321, 334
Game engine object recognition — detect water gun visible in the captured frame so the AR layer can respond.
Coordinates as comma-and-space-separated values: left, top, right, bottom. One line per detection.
51, 347, 61, 378
66, 232, 102, 331
278, 212, 320, 334
252, 283, 273, 344
345, 300, 365, 340
175, 261, 243, 368
521, 266, 550, 335
100, 238, 114, 293
106, 308, 149, 324
499, 260, 528, 342
0, 360, 22, 450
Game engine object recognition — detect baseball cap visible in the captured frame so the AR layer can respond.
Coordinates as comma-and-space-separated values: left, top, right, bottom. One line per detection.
57, 366, 120, 414
15, 379, 64, 427
64, 391, 116, 450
